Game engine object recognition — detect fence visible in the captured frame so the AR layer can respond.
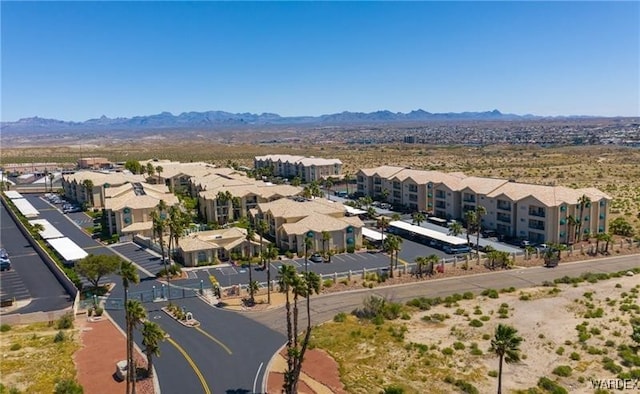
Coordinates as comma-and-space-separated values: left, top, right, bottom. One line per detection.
100, 282, 211, 310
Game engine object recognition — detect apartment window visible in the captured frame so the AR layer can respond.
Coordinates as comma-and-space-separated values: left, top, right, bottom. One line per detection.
393, 191, 401, 198
529, 206, 546, 217
357, 176, 364, 182
528, 219, 545, 231
435, 190, 446, 199
408, 194, 418, 202
374, 177, 382, 185
560, 205, 567, 212
427, 192, 432, 198
599, 200, 605, 207
497, 213, 511, 223
427, 183, 432, 189
599, 213, 605, 220
463, 193, 475, 203
393, 181, 401, 190
497, 199, 511, 211
408, 184, 418, 193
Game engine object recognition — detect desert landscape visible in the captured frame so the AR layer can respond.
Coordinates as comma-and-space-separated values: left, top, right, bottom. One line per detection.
307, 268, 640, 394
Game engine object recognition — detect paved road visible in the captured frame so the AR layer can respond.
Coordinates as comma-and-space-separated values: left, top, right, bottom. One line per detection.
0, 202, 72, 313
247, 253, 640, 334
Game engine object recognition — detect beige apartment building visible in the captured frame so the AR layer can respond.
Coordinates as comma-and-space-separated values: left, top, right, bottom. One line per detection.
254, 154, 342, 183
356, 165, 611, 244
62, 171, 146, 208
176, 227, 267, 267
139, 159, 220, 192
103, 182, 179, 237
251, 197, 363, 255
196, 171, 302, 225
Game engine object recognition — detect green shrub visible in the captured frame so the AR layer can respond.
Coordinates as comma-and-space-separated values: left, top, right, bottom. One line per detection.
480, 315, 490, 322
0, 324, 11, 332
453, 341, 465, 350
333, 312, 347, 322
56, 312, 74, 329
54, 331, 66, 343
556, 347, 565, 355
602, 357, 623, 374
552, 365, 572, 377
488, 370, 498, 378
441, 347, 454, 356
537, 377, 568, 394
9, 343, 21, 351
54, 379, 84, 394
453, 379, 479, 394
455, 308, 466, 316
94, 306, 104, 317
470, 347, 483, 356
570, 352, 580, 361
469, 319, 483, 328
481, 289, 499, 299
462, 292, 474, 300
482, 334, 491, 340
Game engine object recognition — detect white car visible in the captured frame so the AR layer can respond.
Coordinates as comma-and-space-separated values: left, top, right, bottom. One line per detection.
114, 360, 128, 382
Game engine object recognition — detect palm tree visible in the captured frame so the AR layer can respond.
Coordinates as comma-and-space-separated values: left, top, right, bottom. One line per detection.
377, 216, 390, 244
343, 173, 352, 196
381, 188, 389, 203
155, 165, 163, 184
490, 324, 523, 394
425, 254, 439, 276
125, 300, 147, 394
145, 163, 155, 179
414, 256, 425, 277
448, 221, 464, 237
245, 225, 256, 304
141, 321, 165, 379
394, 236, 403, 270
48, 172, 55, 192
321, 231, 331, 257
464, 210, 477, 249
82, 179, 94, 207
324, 179, 333, 199
595, 232, 607, 255
383, 235, 398, 278
391, 212, 401, 222
576, 194, 591, 243
119, 260, 139, 394
411, 211, 426, 227
566, 215, 578, 244
601, 232, 613, 254
167, 205, 187, 264
263, 244, 279, 304
258, 220, 269, 269
277, 264, 298, 391
475, 206, 487, 265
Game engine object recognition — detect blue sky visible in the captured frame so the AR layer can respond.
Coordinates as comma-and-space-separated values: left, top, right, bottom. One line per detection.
1, 1, 638, 121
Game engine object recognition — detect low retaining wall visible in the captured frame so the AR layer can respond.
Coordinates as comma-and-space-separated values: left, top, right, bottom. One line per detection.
0, 308, 72, 326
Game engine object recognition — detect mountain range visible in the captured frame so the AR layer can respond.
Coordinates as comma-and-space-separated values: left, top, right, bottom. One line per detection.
0, 109, 556, 133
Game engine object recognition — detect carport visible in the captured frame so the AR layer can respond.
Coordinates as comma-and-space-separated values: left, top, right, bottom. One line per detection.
362, 227, 386, 242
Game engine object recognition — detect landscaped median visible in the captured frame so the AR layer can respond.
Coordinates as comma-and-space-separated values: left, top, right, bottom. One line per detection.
162, 303, 200, 327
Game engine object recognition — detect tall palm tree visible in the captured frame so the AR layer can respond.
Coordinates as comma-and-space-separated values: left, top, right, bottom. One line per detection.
245, 225, 256, 304
324, 178, 333, 199
258, 220, 269, 269
125, 300, 147, 394
475, 206, 487, 265
141, 321, 165, 379
167, 205, 188, 265
414, 256, 425, 278
576, 194, 591, 243
383, 235, 397, 278
381, 188, 389, 203
119, 260, 139, 394
263, 244, 279, 304
146, 162, 155, 178
377, 216, 390, 244
321, 231, 331, 257
48, 172, 55, 192
464, 210, 477, 249
566, 215, 578, 244
490, 324, 523, 394
155, 165, 163, 184
343, 173, 352, 196
394, 236, 403, 270
277, 264, 298, 389
82, 179, 94, 207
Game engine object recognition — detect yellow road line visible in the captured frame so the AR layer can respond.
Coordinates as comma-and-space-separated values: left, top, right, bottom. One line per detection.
195, 326, 233, 355
166, 337, 211, 394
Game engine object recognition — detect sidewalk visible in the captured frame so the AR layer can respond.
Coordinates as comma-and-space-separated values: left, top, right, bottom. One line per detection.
74, 314, 155, 394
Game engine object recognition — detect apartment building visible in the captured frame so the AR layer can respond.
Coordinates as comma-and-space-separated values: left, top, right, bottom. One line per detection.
103, 182, 179, 237
176, 227, 266, 267
62, 171, 146, 208
356, 166, 611, 244
254, 154, 342, 183
195, 171, 302, 224
139, 159, 219, 192
251, 197, 363, 255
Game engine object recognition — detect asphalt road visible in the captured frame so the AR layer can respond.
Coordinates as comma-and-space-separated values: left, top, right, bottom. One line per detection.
247, 253, 640, 335
0, 202, 71, 313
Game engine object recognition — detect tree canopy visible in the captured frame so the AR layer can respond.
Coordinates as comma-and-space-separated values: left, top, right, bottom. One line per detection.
75, 254, 122, 289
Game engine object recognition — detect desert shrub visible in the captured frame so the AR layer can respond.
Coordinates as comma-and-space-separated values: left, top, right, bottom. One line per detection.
473, 307, 483, 315
556, 347, 564, 355
519, 293, 531, 301
488, 370, 498, 377
537, 377, 568, 394
482, 334, 491, 340
584, 308, 604, 318
441, 347, 454, 356
462, 292, 474, 300
453, 379, 479, 394
602, 357, 623, 374
0, 324, 11, 332
570, 352, 580, 361
94, 306, 104, 317
56, 312, 74, 330
605, 340, 615, 347
480, 315, 490, 322
552, 365, 572, 377
500, 287, 516, 293
469, 319, 483, 328
54, 331, 66, 343
453, 341, 465, 350
54, 379, 84, 394
9, 343, 21, 351
481, 289, 499, 299
333, 312, 347, 322
455, 308, 466, 316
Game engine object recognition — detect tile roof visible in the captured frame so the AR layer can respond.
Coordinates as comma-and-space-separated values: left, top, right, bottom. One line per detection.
281, 213, 363, 234
63, 171, 145, 186
258, 197, 345, 218
104, 182, 179, 211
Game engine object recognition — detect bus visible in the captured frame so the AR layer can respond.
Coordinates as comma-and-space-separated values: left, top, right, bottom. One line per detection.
388, 220, 471, 254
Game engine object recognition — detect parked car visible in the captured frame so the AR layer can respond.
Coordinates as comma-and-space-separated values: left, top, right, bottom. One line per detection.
63, 206, 82, 214
520, 240, 532, 248
481, 230, 498, 238
309, 253, 325, 263
443, 245, 471, 255
0, 258, 12, 271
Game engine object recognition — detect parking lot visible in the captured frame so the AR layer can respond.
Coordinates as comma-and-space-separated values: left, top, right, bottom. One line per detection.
111, 242, 163, 278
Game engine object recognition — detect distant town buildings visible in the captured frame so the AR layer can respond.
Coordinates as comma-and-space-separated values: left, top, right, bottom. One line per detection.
254, 154, 342, 183
77, 157, 112, 170
356, 165, 611, 244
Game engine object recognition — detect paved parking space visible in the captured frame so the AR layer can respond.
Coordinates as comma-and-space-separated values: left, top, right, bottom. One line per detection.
111, 242, 164, 275
0, 266, 31, 302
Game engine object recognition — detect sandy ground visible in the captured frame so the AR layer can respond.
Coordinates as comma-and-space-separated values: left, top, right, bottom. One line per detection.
404, 273, 640, 393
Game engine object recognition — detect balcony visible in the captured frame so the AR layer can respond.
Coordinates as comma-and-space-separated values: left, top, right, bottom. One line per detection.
393, 182, 401, 190
435, 191, 446, 199
528, 220, 545, 231
463, 196, 476, 203
497, 213, 511, 223
529, 209, 546, 218
435, 201, 446, 209
497, 201, 511, 211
